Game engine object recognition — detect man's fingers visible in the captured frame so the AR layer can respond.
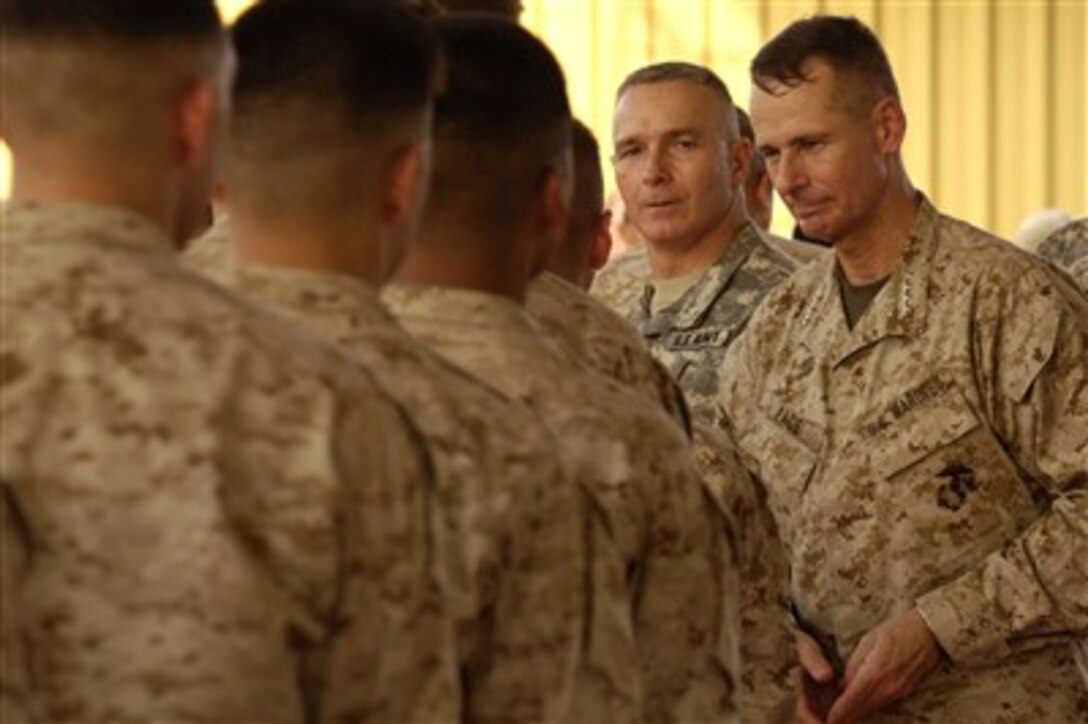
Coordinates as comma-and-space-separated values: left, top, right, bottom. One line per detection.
842, 632, 876, 687
827, 658, 879, 724
797, 631, 834, 682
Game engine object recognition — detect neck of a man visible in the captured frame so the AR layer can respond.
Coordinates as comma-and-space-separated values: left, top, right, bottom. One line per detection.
395, 213, 532, 303
833, 174, 919, 285
645, 202, 748, 280
13, 152, 176, 242
232, 210, 385, 287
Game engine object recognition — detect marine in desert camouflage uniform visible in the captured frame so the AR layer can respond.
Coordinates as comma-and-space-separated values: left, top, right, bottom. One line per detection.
722, 16, 1088, 722
183, 5, 586, 720
530, 121, 795, 722
0, 4, 453, 719
386, 18, 739, 722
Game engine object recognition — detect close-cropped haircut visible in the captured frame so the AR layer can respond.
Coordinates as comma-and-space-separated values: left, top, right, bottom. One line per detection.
429, 16, 571, 223
434, 16, 569, 145
568, 119, 604, 233
751, 15, 899, 113
233, 1, 439, 127
0, 0, 220, 42
735, 107, 765, 178
229, 1, 439, 212
616, 62, 739, 139
1, 0, 224, 151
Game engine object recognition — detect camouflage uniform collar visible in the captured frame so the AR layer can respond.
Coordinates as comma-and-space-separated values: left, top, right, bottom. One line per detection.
650, 223, 765, 333
533, 270, 581, 298
2, 200, 173, 255
233, 261, 392, 329
799, 195, 937, 366
383, 282, 538, 334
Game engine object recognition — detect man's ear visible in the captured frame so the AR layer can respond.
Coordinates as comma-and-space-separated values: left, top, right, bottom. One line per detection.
175, 79, 216, 170
589, 209, 613, 272
380, 142, 427, 227
872, 96, 906, 155
729, 136, 753, 187
539, 166, 570, 239
527, 167, 570, 276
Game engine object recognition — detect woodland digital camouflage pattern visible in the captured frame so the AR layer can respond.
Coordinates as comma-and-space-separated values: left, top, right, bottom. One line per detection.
590, 232, 822, 319
590, 248, 651, 314
196, 260, 585, 722
1070, 255, 1088, 291
0, 202, 455, 723
527, 271, 690, 435
720, 198, 1088, 721
1037, 216, 1088, 270
384, 284, 740, 724
627, 224, 796, 423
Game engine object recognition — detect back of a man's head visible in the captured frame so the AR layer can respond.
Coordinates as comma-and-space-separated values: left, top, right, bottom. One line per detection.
751, 15, 899, 117
1, 0, 222, 148
735, 107, 773, 230
616, 62, 740, 142
230, 1, 439, 219
550, 120, 610, 288
429, 16, 572, 230
1, 0, 226, 244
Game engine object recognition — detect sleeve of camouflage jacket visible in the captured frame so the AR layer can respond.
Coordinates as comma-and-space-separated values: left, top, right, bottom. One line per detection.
915, 265, 1088, 666
466, 445, 584, 723
2, 483, 32, 724
216, 355, 457, 723
634, 421, 740, 723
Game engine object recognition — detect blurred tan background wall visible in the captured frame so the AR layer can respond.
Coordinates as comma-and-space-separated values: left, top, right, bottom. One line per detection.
3, 0, 1085, 241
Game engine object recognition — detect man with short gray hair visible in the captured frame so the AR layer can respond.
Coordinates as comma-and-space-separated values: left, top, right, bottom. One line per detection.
611, 61, 796, 423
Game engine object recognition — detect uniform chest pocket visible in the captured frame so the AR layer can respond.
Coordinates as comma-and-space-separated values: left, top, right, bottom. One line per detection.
855, 382, 1039, 579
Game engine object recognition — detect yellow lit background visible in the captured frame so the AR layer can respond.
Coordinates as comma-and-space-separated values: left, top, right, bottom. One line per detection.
3, 0, 1085, 241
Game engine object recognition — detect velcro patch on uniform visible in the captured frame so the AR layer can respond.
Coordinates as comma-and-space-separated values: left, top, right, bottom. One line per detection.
665, 325, 737, 350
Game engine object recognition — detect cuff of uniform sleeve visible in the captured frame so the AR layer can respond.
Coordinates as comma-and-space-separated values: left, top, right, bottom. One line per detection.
916, 579, 1013, 667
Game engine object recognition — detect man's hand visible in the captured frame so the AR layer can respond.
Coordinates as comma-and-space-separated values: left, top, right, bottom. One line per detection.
795, 629, 836, 722
826, 608, 942, 724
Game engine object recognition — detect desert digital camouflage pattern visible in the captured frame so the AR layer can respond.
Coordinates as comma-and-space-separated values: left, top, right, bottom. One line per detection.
628, 224, 796, 423
1036, 216, 1088, 270
384, 283, 739, 724
692, 422, 797, 723
527, 270, 796, 721
198, 260, 585, 723
527, 271, 690, 435
720, 198, 1088, 721
0, 202, 456, 723
182, 211, 233, 274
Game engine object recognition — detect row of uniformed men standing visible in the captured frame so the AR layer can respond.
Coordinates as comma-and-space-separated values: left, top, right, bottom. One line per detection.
4, 1, 1088, 724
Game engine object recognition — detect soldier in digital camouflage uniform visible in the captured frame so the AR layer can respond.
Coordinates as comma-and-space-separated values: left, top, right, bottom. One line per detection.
528, 121, 691, 435
610, 63, 799, 423
1070, 254, 1088, 291
384, 18, 740, 723
184, 5, 585, 720
1036, 216, 1088, 271
722, 16, 1088, 722
0, 2, 455, 721
530, 119, 796, 722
